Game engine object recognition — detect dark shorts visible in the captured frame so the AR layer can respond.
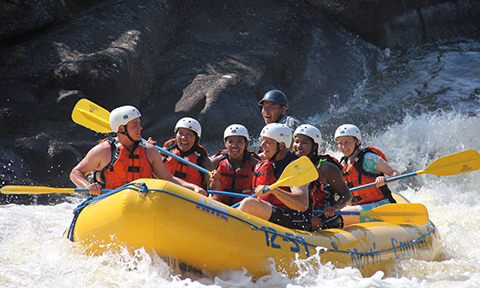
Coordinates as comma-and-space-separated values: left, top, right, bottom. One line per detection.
316, 213, 344, 230
268, 205, 312, 231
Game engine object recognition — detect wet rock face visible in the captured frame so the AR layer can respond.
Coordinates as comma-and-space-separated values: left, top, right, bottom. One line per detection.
305, 0, 480, 49
0, 0, 479, 204
0, 0, 105, 43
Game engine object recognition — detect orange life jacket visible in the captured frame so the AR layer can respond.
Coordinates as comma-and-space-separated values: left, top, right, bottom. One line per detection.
213, 149, 257, 205
163, 138, 208, 188
340, 147, 395, 205
98, 138, 153, 190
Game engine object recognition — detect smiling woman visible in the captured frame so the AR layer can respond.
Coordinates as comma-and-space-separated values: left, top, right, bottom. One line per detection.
209, 124, 260, 206
162, 117, 214, 190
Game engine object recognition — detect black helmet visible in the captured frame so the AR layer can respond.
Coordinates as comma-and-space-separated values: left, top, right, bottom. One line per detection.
258, 90, 288, 108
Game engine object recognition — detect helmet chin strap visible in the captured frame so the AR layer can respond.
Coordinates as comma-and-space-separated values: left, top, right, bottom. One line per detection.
269, 143, 283, 162
119, 125, 137, 143
346, 139, 361, 158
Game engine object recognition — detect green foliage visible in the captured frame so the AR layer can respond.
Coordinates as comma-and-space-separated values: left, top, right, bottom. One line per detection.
8, 47, 27, 65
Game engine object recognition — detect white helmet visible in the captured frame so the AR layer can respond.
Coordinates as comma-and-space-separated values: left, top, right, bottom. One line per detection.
174, 117, 202, 138
109, 105, 141, 133
334, 124, 362, 143
294, 124, 322, 153
260, 123, 292, 149
224, 124, 250, 141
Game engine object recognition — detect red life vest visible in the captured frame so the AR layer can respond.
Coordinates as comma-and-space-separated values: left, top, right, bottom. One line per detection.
310, 155, 342, 209
213, 149, 256, 205
310, 169, 326, 210
252, 160, 289, 208
340, 147, 395, 205
163, 138, 208, 188
99, 138, 153, 190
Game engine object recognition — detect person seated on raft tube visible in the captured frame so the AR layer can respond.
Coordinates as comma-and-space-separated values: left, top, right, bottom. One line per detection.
334, 124, 400, 221
70, 105, 207, 196
162, 117, 215, 190
209, 124, 260, 206
237, 123, 312, 231
256, 90, 301, 160
292, 124, 352, 231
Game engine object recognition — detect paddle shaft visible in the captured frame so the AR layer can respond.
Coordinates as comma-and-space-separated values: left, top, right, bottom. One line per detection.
313, 209, 418, 216
73, 99, 211, 175
349, 172, 417, 192
314, 202, 429, 225
350, 149, 480, 192
1, 183, 245, 197
313, 209, 427, 225
144, 138, 211, 175
0, 185, 107, 195
227, 171, 416, 205
208, 190, 251, 198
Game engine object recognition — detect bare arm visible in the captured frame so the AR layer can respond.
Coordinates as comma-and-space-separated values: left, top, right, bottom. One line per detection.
173, 176, 208, 196
210, 154, 221, 168
70, 141, 111, 195
200, 156, 215, 188
320, 161, 352, 217
254, 183, 309, 212
147, 144, 177, 181
375, 158, 400, 186
146, 143, 207, 195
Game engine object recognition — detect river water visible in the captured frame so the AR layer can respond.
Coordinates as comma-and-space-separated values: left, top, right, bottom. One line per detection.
1, 40, 480, 287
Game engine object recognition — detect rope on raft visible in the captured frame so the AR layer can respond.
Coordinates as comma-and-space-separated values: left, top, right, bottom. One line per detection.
67, 181, 436, 258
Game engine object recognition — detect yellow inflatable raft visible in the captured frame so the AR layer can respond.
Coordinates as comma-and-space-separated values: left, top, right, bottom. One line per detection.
65, 178, 442, 278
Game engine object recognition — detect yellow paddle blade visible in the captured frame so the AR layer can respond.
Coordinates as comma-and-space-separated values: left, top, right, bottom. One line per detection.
72, 98, 113, 133
360, 203, 429, 225
418, 149, 480, 176
1, 185, 77, 194
268, 156, 318, 190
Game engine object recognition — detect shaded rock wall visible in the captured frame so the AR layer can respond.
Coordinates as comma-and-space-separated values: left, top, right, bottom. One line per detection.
1, 0, 479, 204
306, 0, 480, 49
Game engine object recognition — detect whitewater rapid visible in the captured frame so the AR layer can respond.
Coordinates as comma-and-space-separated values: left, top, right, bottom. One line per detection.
1, 110, 480, 288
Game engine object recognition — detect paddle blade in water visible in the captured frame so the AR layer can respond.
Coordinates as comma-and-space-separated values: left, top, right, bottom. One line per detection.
72, 99, 112, 133
418, 149, 480, 176
269, 156, 318, 190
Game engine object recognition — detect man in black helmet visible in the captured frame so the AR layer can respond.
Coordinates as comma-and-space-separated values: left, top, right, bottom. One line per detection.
258, 90, 301, 131
256, 90, 301, 158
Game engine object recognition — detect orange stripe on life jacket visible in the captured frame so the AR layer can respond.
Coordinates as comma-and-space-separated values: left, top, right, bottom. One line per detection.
214, 150, 255, 206
163, 138, 207, 188
341, 146, 395, 205
100, 138, 153, 190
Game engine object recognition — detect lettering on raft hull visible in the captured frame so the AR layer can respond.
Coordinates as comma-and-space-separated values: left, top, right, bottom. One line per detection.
196, 197, 229, 221
391, 237, 428, 259
349, 242, 382, 269
345, 234, 432, 270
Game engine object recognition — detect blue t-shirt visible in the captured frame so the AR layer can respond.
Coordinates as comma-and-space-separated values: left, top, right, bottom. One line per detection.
362, 152, 382, 174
